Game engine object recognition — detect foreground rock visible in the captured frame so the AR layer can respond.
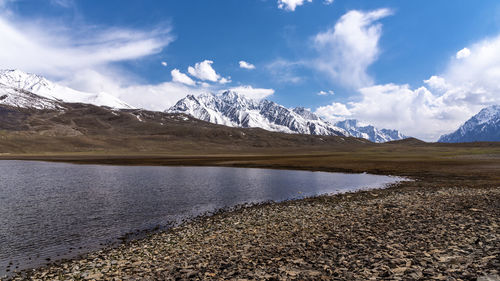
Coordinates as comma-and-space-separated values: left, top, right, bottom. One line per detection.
6, 182, 500, 280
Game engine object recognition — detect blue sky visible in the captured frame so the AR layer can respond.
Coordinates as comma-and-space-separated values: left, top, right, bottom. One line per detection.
1, 0, 500, 140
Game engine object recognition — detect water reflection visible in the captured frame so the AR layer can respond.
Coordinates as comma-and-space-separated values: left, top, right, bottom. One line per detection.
0, 161, 403, 276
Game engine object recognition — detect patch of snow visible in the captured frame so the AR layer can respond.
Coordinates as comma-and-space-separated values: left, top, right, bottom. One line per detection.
167, 91, 348, 137
0, 69, 133, 109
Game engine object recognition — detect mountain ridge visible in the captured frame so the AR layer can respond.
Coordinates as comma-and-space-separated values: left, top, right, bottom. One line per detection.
0, 69, 133, 109
168, 91, 348, 137
0, 69, 408, 143
438, 105, 500, 143
168, 91, 407, 143
334, 119, 407, 143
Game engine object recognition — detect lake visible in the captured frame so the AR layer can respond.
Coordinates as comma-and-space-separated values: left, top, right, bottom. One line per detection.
0, 160, 404, 276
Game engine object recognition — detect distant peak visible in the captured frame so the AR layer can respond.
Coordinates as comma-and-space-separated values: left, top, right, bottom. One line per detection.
220, 90, 238, 96
336, 119, 358, 126
0, 69, 48, 82
292, 107, 319, 121
219, 90, 251, 100
0, 68, 133, 109
1, 69, 37, 76
438, 104, 500, 143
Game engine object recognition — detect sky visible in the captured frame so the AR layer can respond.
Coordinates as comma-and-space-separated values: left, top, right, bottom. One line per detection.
1, 0, 500, 141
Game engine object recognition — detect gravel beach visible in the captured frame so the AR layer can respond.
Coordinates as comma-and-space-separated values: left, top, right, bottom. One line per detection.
6, 179, 499, 281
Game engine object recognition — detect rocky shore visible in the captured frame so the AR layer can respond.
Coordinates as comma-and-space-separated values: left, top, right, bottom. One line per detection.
6, 179, 499, 281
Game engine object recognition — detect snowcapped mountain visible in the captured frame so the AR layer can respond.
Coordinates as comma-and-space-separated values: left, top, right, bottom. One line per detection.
167, 91, 408, 142
334, 119, 407, 143
438, 105, 500, 143
0, 69, 132, 109
0, 84, 63, 110
168, 91, 348, 136
0, 69, 409, 143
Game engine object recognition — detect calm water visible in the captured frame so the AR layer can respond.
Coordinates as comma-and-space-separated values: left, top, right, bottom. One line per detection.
0, 160, 404, 276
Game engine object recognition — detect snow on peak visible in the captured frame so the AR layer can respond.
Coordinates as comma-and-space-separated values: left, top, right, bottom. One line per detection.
292, 107, 319, 121
334, 119, 408, 143
167, 91, 408, 142
438, 105, 500, 143
0, 69, 52, 93
0, 69, 133, 109
0, 84, 61, 110
474, 105, 500, 125
168, 91, 349, 137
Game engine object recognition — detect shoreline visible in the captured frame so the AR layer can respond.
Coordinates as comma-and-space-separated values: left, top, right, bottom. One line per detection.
4, 179, 500, 280
2, 148, 500, 280
1, 165, 408, 279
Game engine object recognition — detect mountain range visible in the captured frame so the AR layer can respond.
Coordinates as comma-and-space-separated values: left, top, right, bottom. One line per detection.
167, 92, 408, 143
2, 69, 499, 143
335, 119, 407, 143
0, 69, 408, 143
438, 105, 500, 143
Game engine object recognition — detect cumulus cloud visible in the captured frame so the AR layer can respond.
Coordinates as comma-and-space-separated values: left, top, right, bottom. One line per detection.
310, 8, 500, 140
239, 60, 256, 70
316, 34, 500, 141
219, 77, 231, 84
317, 84, 455, 140
423, 75, 449, 91
456, 47, 471, 59
317, 90, 335, 96
187, 60, 221, 82
278, 0, 312, 11
171, 69, 195, 86
315, 81, 494, 141
229, 85, 275, 100
315, 102, 351, 123
324, 0, 334, 4
313, 8, 392, 88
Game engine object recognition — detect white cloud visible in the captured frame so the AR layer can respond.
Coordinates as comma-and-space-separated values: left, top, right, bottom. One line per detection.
324, 0, 334, 4
423, 75, 449, 91
0, 8, 193, 110
446, 36, 500, 92
187, 60, 221, 82
229, 85, 275, 100
317, 90, 335, 96
219, 77, 231, 84
50, 0, 73, 8
0, 0, 15, 8
278, 0, 312, 11
171, 69, 195, 86
313, 8, 392, 88
119, 82, 205, 111
315, 35, 500, 141
0, 16, 173, 78
161, 61, 168, 67
0, 5, 276, 112
315, 102, 351, 123
316, 80, 496, 141
266, 59, 304, 84
239, 60, 256, 70
456, 47, 471, 59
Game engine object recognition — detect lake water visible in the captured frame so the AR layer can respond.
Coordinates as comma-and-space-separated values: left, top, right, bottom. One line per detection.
0, 160, 404, 276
